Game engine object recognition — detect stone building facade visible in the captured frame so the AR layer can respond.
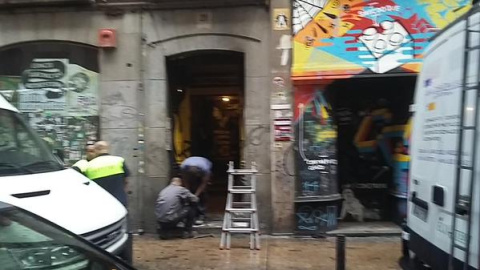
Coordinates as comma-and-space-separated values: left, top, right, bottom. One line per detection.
0, 0, 296, 233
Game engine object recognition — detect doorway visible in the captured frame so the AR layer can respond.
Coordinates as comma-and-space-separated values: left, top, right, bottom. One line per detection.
325, 76, 416, 226
167, 50, 245, 218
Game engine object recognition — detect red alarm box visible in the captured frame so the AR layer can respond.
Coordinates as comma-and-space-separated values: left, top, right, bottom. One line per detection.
98, 29, 117, 48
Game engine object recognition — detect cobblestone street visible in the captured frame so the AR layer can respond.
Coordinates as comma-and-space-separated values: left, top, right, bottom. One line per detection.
133, 235, 402, 270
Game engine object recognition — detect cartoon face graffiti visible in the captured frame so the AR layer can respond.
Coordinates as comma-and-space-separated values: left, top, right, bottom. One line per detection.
292, 0, 471, 76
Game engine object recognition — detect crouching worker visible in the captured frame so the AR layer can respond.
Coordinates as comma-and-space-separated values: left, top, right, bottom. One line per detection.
155, 177, 198, 239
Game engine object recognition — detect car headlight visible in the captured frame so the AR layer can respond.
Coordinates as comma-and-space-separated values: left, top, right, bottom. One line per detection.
8, 245, 87, 269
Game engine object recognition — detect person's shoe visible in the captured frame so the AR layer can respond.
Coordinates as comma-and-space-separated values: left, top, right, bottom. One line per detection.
182, 231, 194, 239
194, 219, 204, 225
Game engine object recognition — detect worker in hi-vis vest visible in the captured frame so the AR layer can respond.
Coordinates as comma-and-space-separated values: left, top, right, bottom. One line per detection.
72, 143, 96, 174
84, 141, 130, 207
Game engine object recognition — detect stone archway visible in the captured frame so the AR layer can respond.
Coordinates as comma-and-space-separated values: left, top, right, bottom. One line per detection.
142, 32, 272, 232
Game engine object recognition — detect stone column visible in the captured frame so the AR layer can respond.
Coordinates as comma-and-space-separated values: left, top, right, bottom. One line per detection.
270, 0, 295, 233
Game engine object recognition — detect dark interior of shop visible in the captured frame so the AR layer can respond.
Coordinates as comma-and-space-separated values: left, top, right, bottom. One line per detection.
325, 75, 416, 224
166, 50, 245, 217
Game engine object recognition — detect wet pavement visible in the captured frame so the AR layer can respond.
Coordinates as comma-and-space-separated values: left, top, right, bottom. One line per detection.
133, 234, 402, 270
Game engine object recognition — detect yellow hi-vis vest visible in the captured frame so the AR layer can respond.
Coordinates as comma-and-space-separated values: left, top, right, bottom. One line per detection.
85, 155, 125, 180
72, 159, 89, 173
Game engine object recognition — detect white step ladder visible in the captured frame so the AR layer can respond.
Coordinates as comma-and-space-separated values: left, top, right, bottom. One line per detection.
220, 161, 260, 250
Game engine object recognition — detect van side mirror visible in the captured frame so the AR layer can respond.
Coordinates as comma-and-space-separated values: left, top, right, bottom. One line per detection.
53, 148, 64, 162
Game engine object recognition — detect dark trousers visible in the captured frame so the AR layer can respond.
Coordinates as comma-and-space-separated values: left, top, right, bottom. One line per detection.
158, 205, 196, 234
184, 168, 207, 218
182, 166, 207, 218
195, 192, 206, 218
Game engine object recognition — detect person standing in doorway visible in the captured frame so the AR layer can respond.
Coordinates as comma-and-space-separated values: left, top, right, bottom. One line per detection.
180, 156, 212, 225
72, 142, 96, 174
84, 141, 130, 206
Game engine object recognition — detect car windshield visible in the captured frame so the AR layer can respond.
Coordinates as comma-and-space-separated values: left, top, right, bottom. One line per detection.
0, 201, 130, 270
0, 109, 64, 176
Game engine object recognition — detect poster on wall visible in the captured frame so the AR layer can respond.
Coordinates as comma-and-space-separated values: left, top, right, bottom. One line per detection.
273, 8, 291, 31
294, 86, 339, 199
18, 58, 98, 116
0, 43, 100, 166
292, 0, 471, 79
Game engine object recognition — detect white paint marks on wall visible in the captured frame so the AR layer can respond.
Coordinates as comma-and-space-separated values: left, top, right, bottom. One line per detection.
277, 35, 292, 66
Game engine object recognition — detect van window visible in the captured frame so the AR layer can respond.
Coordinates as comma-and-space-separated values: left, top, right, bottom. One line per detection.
0, 201, 131, 270
0, 110, 63, 176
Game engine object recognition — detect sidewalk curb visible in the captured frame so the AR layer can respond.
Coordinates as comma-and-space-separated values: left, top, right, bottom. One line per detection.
327, 232, 402, 237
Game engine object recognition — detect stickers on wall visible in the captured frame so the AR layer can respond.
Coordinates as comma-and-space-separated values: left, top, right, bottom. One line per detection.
273, 76, 286, 88
273, 104, 293, 142
273, 8, 290, 31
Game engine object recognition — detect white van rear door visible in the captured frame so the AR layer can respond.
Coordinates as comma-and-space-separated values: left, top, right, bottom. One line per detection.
409, 18, 466, 256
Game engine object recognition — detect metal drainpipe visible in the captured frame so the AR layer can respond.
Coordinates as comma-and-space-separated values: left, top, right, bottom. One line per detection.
135, 8, 147, 235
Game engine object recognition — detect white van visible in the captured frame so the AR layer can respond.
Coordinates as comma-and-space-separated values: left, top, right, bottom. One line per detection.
403, 4, 480, 270
0, 94, 131, 261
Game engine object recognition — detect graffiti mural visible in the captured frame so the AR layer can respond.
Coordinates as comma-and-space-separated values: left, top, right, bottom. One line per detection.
294, 85, 339, 198
292, 0, 471, 79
